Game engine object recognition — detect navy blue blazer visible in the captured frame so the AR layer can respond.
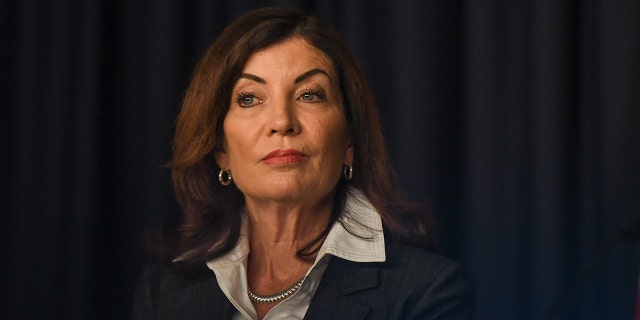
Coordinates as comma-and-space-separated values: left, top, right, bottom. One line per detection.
132, 243, 474, 319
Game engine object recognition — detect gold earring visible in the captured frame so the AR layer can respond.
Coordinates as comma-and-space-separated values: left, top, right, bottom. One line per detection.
342, 165, 353, 181
218, 169, 232, 186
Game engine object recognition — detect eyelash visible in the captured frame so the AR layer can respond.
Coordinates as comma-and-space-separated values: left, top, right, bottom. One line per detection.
298, 88, 326, 103
232, 87, 327, 107
233, 91, 262, 107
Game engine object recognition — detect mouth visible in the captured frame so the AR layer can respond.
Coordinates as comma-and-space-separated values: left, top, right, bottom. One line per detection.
262, 149, 307, 164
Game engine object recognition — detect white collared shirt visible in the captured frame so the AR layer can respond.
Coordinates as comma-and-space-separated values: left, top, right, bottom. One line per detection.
206, 188, 386, 320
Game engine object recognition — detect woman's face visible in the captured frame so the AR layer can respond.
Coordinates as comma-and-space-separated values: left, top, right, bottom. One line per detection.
216, 37, 353, 205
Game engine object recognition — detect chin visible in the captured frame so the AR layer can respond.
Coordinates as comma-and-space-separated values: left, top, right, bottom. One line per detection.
247, 185, 333, 204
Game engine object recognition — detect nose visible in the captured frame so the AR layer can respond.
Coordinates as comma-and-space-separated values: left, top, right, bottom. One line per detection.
267, 99, 300, 136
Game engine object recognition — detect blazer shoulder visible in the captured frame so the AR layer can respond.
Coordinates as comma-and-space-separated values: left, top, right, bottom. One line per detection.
308, 244, 475, 320
381, 243, 476, 319
385, 243, 465, 279
131, 262, 234, 320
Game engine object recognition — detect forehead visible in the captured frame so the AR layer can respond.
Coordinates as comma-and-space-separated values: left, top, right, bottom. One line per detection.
241, 37, 335, 78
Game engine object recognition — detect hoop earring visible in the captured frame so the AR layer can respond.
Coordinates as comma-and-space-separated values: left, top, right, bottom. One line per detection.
342, 164, 353, 181
218, 169, 232, 186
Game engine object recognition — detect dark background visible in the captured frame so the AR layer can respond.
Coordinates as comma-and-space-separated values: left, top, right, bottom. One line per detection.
2, 1, 639, 319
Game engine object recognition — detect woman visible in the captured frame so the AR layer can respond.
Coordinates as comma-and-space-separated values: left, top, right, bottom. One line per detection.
132, 7, 474, 320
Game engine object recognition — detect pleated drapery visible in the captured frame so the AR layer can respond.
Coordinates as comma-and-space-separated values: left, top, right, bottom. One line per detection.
2, 1, 638, 319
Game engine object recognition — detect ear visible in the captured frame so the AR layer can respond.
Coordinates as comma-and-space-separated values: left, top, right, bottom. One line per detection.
344, 139, 354, 165
214, 147, 229, 170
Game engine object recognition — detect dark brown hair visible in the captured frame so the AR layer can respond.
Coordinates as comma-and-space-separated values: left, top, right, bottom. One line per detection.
165, 7, 435, 269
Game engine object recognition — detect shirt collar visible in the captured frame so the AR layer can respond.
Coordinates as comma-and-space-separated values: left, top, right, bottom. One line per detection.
317, 187, 386, 263
207, 187, 386, 270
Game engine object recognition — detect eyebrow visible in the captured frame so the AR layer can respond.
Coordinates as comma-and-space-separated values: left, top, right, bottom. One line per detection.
294, 68, 330, 84
238, 73, 266, 84
237, 68, 331, 85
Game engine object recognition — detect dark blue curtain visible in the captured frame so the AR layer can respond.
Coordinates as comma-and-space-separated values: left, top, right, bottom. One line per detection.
2, 1, 638, 319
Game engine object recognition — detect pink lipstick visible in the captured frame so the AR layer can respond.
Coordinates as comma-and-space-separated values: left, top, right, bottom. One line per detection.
262, 149, 307, 164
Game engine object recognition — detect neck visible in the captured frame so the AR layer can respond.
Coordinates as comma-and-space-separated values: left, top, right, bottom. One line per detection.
245, 193, 334, 280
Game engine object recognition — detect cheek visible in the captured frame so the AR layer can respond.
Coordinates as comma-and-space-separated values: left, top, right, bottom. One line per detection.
222, 119, 251, 164
330, 114, 350, 146
317, 118, 350, 156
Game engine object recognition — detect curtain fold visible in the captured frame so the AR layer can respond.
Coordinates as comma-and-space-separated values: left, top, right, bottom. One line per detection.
2, 1, 638, 319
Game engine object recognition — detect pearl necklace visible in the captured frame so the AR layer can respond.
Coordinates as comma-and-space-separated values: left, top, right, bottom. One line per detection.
247, 277, 305, 304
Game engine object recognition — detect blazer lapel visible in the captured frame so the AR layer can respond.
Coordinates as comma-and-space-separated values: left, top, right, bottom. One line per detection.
304, 257, 380, 320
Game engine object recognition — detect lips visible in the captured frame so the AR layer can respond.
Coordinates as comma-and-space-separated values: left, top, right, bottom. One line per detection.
262, 149, 307, 164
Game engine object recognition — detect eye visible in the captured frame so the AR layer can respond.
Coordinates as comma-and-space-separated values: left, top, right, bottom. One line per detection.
233, 92, 262, 107
298, 89, 325, 103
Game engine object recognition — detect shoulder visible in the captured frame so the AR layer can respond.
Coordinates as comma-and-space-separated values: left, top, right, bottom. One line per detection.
131, 262, 233, 320
385, 242, 467, 280
382, 242, 473, 292
383, 243, 476, 319
135, 263, 215, 296
317, 242, 475, 319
